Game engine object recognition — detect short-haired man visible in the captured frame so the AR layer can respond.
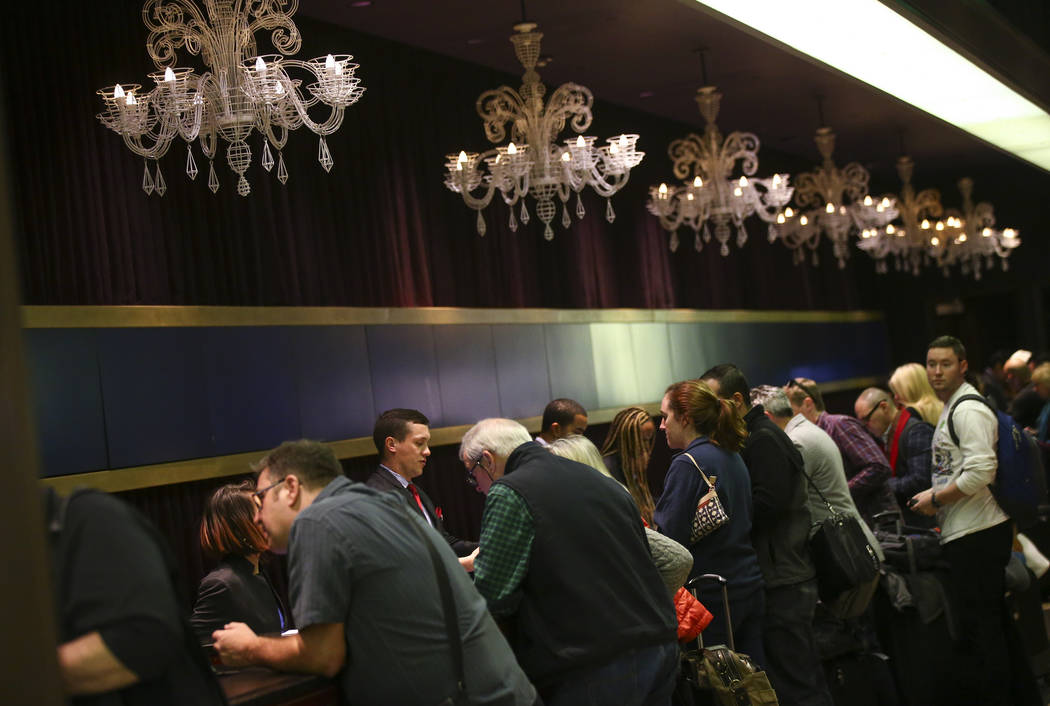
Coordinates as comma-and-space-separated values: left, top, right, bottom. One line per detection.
365, 409, 479, 567
981, 349, 1011, 411
785, 378, 897, 528
213, 440, 537, 706
1009, 351, 1050, 429
702, 365, 831, 706
909, 336, 1022, 704
534, 398, 588, 446
460, 419, 677, 706
854, 387, 935, 527
46, 488, 225, 706
752, 385, 883, 618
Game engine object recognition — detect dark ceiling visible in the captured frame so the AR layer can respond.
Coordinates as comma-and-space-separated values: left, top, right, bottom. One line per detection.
298, 0, 1050, 190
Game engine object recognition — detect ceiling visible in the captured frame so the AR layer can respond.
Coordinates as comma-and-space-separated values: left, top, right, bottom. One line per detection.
298, 0, 1050, 189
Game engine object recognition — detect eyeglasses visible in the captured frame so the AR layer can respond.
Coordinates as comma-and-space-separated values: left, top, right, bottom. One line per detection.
786, 378, 818, 400
860, 399, 888, 423
465, 457, 483, 489
251, 476, 287, 509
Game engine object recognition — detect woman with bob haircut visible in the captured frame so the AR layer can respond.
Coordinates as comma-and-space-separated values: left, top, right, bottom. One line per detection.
653, 379, 765, 665
889, 362, 943, 425
190, 480, 287, 645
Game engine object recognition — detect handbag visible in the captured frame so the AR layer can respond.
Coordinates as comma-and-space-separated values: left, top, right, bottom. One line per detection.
683, 452, 730, 543
801, 468, 880, 602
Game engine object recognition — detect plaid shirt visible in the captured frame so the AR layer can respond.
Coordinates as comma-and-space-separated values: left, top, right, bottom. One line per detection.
473, 482, 534, 617
816, 412, 896, 522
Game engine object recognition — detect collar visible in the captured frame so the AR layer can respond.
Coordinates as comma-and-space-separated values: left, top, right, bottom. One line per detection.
533, 435, 550, 447
743, 404, 764, 427
314, 475, 354, 503
505, 440, 546, 474
379, 464, 409, 488
785, 413, 807, 433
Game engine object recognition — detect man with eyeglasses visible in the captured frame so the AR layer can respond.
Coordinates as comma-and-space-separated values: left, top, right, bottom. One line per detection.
213, 440, 538, 706
459, 418, 677, 706
854, 387, 934, 527
364, 408, 479, 570
784, 378, 897, 528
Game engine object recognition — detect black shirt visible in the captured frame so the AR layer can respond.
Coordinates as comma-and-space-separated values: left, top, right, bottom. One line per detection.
191, 554, 286, 645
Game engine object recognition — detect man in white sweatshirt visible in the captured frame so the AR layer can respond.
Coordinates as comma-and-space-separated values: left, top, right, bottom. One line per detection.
910, 335, 1015, 705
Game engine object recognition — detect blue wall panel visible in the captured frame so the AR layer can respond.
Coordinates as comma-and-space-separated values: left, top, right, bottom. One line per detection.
492, 324, 551, 420
24, 329, 108, 477
366, 326, 443, 426
295, 326, 375, 442
433, 325, 501, 426
97, 328, 212, 468
543, 324, 599, 411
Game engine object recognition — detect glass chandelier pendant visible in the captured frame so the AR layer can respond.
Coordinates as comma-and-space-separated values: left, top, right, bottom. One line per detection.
95, 1, 366, 197
772, 126, 897, 268
646, 86, 793, 256
444, 22, 644, 240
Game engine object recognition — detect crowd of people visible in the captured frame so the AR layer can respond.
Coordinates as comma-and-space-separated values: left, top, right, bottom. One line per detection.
47, 335, 1050, 706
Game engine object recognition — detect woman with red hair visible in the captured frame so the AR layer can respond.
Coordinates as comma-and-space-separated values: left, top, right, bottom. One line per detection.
654, 379, 765, 665
190, 481, 287, 645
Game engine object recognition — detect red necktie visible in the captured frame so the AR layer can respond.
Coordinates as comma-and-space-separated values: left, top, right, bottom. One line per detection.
407, 483, 428, 520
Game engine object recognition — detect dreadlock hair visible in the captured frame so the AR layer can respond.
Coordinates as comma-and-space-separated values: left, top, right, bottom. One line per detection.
600, 406, 657, 524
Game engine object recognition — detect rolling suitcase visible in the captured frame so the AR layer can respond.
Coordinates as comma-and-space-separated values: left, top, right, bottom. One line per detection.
679, 574, 779, 706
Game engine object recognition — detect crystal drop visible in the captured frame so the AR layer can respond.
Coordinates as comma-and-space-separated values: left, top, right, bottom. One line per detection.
669, 231, 680, 253
142, 162, 155, 196
720, 242, 729, 257
508, 209, 518, 233
520, 201, 530, 225
318, 136, 334, 173
561, 204, 571, 229
1002, 260, 1009, 272
207, 161, 220, 193
767, 224, 777, 243
476, 211, 487, 236
605, 198, 615, 223
837, 257, 847, 270
812, 252, 820, 266
237, 175, 251, 196
262, 140, 274, 172
185, 146, 198, 180
277, 152, 288, 184
736, 223, 748, 248
544, 223, 554, 240
694, 231, 703, 252
702, 224, 712, 243
575, 193, 586, 219
154, 163, 167, 197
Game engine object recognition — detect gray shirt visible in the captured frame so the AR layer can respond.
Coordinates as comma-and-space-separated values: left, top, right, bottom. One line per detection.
289, 476, 537, 706
785, 415, 884, 560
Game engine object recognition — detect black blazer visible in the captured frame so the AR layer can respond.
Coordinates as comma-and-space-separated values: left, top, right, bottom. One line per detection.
364, 466, 478, 557
190, 555, 287, 645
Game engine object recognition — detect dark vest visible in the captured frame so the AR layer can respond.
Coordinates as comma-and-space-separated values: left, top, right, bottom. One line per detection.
498, 443, 676, 686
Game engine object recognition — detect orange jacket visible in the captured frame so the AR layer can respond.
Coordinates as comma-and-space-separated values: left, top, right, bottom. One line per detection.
674, 586, 713, 643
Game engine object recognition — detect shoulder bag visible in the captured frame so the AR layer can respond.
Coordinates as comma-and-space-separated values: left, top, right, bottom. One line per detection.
683, 452, 730, 544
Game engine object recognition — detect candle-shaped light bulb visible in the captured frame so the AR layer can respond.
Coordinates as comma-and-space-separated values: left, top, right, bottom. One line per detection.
772, 174, 781, 186
921, 219, 931, 229
686, 193, 694, 201
618, 135, 628, 149
777, 213, 786, 224
114, 84, 125, 99
733, 187, 743, 197
864, 195, 873, 206
126, 92, 137, 106
982, 228, 992, 237
458, 151, 468, 164
255, 56, 266, 73
576, 135, 586, 148
825, 202, 835, 213
886, 224, 896, 235
931, 237, 940, 246
935, 221, 944, 231
507, 142, 517, 155
164, 67, 176, 83
958, 234, 967, 242
275, 81, 284, 96
800, 215, 809, 226
658, 183, 668, 196
784, 207, 793, 218
1004, 228, 1017, 238
561, 152, 570, 162
609, 142, 619, 155
693, 176, 703, 188
739, 176, 748, 187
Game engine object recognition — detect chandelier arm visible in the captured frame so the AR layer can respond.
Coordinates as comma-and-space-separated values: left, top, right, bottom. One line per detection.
721, 132, 760, 177
143, 0, 212, 68
668, 134, 705, 181
245, 1, 303, 56
121, 130, 175, 161
840, 163, 871, 203
476, 86, 527, 145
541, 83, 594, 143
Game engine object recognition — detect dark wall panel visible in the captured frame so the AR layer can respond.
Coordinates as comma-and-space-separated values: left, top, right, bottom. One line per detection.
203, 327, 301, 455
543, 324, 599, 411
366, 325, 443, 425
433, 325, 501, 426
23, 329, 107, 476
97, 328, 212, 467
294, 326, 375, 442
492, 324, 551, 420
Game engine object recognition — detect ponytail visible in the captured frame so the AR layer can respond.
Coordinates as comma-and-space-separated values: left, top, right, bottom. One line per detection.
711, 396, 747, 452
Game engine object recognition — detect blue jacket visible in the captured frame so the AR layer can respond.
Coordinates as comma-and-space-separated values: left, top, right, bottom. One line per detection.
654, 436, 763, 597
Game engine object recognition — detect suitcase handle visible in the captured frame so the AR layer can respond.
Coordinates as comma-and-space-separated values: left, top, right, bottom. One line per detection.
686, 573, 734, 652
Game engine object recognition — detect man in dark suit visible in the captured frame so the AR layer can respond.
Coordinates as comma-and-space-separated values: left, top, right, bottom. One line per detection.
365, 408, 479, 569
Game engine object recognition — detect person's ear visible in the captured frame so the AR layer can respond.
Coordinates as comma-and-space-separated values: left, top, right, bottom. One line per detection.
733, 392, 746, 409
283, 474, 302, 506
384, 435, 397, 456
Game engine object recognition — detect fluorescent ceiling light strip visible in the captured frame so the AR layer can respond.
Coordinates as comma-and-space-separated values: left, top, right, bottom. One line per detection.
694, 0, 1050, 172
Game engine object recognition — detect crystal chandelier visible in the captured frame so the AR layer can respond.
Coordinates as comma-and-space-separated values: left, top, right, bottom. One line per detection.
96, 0, 366, 197
857, 156, 941, 274
444, 22, 644, 240
771, 126, 897, 267
647, 87, 793, 255
925, 179, 1019, 279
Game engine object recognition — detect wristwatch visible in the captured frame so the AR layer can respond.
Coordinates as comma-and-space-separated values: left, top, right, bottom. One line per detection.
931, 491, 941, 508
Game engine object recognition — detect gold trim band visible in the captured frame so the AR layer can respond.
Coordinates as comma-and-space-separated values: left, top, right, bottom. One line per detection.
38, 403, 663, 495
21, 305, 884, 329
